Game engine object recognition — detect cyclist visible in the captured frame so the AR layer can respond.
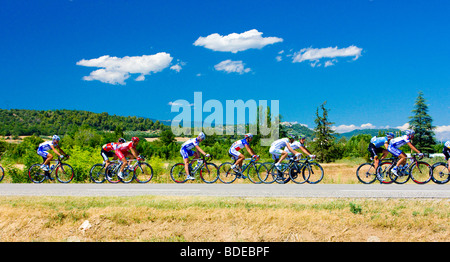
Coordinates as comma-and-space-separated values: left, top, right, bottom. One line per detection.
369, 132, 395, 178
285, 135, 315, 160
387, 129, 423, 176
37, 135, 69, 171
443, 140, 450, 172
180, 132, 210, 180
101, 138, 125, 169
229, 133, 258, 174
115, 137, 142, 179
269, 134, 302, 170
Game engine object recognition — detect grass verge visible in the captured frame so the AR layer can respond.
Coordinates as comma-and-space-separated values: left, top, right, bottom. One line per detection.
0, 196, 448, 242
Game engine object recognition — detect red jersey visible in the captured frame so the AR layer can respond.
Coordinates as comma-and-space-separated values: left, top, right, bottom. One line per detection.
102, 142, 119, 152
116, 141, 135, 153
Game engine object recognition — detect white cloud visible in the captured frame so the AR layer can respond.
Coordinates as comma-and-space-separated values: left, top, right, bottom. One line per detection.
170, 64, 182, 72
194, 29, 283, 53
396, 123, 410, 131
435, 125, 450, 141
214, 60, 251, 74
76, 52, 173, 85
292, 45, 362, 67
332, 123, 376, 133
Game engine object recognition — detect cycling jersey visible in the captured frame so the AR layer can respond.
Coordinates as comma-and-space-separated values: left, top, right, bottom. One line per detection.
229, 138, 249, 160
285, 141, 304, 152
370, 136, 388, 148
180, 138, 200, 159
443, 141, 450, 160
115, 141, 136, 159
387, 135, 410, 157
445, 141, 450, 149
37, 141, 57, 159
102, 142, 119, 152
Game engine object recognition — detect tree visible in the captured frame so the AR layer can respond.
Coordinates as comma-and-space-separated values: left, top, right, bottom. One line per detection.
408, 91, 436, 153
159, 129, 176, 146
311, 102, 336, 162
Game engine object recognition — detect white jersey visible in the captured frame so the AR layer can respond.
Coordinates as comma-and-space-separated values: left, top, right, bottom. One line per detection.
445, 141, 450, 149
389, 135, 410, 148
181, 138, 199, 150
270, 138, 289, 150
38, 141, 56, 151
284, 141, 304, 152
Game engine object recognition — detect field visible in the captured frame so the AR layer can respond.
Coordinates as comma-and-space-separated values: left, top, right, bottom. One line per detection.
0, 196, 448, 242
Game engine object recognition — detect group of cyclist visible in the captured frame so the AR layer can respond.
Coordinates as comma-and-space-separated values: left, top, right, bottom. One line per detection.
37, 128, 450, 181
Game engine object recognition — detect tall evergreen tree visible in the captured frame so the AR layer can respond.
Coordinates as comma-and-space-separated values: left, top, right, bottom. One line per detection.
312, 101, 336, 162
408, 91, 436, 153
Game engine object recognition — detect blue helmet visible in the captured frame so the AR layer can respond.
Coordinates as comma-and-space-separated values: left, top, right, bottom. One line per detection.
386, 132, 394, 139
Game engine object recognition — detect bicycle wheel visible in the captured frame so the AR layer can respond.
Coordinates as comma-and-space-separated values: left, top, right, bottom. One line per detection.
409, 161, 432, 184
134, 162, 153, 183
56, 163, 74, 183
170, 163, 188, 183
120, 166, 135, 183
376, 161, 395, 184
218, 162, 237, 184
289, 163, 309, 184
0, 166, 4, 182
392, 167, 410, 184
246, 162, 262, 184
106, 163, 121, 183
356, 163, 377, 184
259, 163, 279, 184
28, 164, 46, 183
200, 163, 219, 183
89, 164, 106, 183
304, 163, 324, 184
431, 163, 450, 184
273, 163, 290, 184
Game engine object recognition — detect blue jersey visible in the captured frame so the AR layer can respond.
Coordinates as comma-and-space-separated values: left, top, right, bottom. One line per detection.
38, 141, 57, 151
389, 135, 410, 148
181, 138, 199, 150
370, 136, 388, 148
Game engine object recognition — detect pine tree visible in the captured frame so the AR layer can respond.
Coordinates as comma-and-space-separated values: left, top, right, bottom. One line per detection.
408, 91, 436, 153
312, 101, 336, 162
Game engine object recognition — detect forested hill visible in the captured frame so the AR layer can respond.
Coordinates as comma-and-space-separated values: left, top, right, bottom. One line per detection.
0, 109, 168, 136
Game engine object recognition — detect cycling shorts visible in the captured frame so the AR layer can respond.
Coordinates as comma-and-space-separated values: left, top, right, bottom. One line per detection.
37, 149, 49, 162
180, 148, 195, 159
269, 147, 284, 161
368, 143, 384, 158
228, 147, 242, 160
101, 148, 115, 161
443, 147, 450, 160
387, 145, 402, 157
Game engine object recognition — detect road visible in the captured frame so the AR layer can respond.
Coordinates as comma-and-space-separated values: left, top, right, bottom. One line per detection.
0, 183, 449, 198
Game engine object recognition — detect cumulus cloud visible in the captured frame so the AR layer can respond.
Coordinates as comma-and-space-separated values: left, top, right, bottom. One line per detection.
214, 60, 251, 74
76, 52, 173, 85
332, 123, 377, 133
435, 125, 450, 141
292, 45, 362, 67
194, 29, 283, 53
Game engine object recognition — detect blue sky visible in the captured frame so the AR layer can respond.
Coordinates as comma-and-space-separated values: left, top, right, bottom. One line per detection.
1, 0, 449, 140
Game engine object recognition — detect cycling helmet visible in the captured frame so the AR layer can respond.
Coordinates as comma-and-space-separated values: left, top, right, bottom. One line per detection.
386, 132, 395, 139
198, 132, 206, 140
131, 137, 139, 143
288, 134, 297, 140
405, 129, 415, 136
245, 133, 253, 139
298, 135, 306, 140
52, 135, 60, 141
118, 138, 126, 143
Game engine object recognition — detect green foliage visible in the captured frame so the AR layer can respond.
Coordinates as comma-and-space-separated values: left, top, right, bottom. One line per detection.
310, 102, 337, 163
408, 91, 436, 153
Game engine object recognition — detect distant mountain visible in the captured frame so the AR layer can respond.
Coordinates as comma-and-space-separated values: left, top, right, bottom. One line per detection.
334, 128, 401, 139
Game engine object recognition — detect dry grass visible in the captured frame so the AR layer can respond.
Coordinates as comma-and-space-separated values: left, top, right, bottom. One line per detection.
0, 196, 448, 242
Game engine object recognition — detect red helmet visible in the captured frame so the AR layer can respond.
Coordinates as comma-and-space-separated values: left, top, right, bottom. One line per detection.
132, 137, 139, 143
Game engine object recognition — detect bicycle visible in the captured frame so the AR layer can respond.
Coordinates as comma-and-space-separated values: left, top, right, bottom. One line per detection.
356, 157, 395, 184
377, 154, 432, 184
259, 155, 323, 184
170, 155, 219, 183
28, 155, 74, 183
106, 156, 153, 183
218, 155, 264, 184
290, 156, 324, 184
431, 162, 450, 184
0, 165, 4, 182
89, 159, 120, 183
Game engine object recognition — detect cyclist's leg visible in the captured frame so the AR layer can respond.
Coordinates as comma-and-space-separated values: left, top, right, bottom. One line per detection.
101, 149, 111, 168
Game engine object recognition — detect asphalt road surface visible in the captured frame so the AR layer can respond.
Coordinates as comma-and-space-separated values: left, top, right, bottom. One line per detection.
0, 183, 449, 198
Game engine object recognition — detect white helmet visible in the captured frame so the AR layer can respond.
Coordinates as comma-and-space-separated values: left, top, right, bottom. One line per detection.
198, 132, 206, 140
52, 135, 60, 141
405, 129, 415, 136
245, 133, 253, 139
